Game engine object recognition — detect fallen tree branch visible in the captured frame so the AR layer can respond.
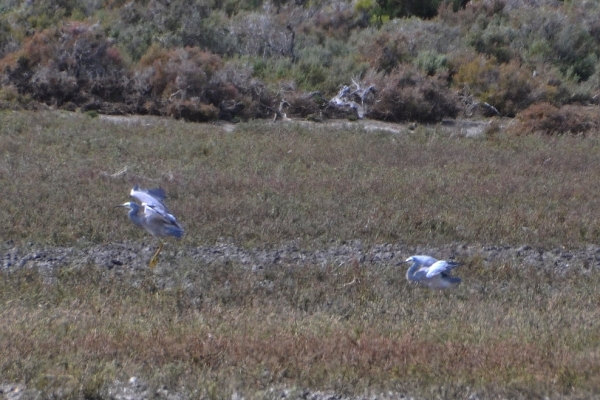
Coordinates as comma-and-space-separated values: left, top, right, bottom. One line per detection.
328, 80, 376, 119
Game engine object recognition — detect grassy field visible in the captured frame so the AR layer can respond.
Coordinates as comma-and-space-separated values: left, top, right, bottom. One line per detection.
1, 111, 600, 398
3, 111, 600, 249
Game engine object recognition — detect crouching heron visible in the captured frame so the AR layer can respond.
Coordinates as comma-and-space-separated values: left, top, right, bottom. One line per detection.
404, 255, 461, 290
117, 185, 184, 268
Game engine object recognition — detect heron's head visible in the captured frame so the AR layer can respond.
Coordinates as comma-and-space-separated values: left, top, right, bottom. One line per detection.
116, 201, 137, 210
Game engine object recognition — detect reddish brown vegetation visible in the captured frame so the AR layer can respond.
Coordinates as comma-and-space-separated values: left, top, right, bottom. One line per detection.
368, 66, 459, 122
511, 102, 600, 135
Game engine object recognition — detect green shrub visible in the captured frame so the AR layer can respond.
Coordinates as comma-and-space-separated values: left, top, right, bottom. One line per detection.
455, 57, 540, 116
415, 50, 448, 76
0, 17, 15, 58
180, 10, 237, 56
510, 7, 598, 81
467, 13, 515, 63
552, 24, 597, 81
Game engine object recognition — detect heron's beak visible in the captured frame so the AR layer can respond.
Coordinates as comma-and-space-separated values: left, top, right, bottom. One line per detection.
115, 203, 128, 208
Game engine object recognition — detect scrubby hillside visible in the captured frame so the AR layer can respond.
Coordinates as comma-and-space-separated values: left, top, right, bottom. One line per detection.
0, 0, 600, 130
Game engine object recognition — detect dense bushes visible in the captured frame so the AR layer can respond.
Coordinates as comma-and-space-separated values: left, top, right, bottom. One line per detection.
0, 0, 598, 125
510, 102, 600, 136
2, 23, 127, 107
454, 57, 536, 117
367, 66, 459, 122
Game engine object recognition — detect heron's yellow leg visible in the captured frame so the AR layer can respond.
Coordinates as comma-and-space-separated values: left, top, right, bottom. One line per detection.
149, 241, 164, 269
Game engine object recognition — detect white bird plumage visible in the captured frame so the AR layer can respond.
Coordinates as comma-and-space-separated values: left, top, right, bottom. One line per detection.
404, 255, 461, 290
117, 184, 184, 268
130, 185, 168, 213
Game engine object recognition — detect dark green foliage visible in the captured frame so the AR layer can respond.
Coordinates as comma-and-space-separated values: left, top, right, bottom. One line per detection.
552, 24, 597, 81
0, 18, 14, 58
371, 0, 469, 22
415, 50, 448, 76
375, 0, 443, 20
467, 13, 515, 63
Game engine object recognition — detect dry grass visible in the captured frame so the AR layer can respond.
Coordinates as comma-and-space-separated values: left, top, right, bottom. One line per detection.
1, 258, 599, 398
2, 111, 600, 248
1, 111, 600, 398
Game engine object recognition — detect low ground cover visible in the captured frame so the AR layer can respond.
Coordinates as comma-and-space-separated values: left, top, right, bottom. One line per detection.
1, 111, 599, 398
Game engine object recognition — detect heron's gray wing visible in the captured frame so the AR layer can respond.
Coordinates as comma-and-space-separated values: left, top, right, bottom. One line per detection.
144, 204, 184, 238
425, 274, 461, 289
146, 188, 166, 201
412, 269, 428, 281
416, 265, 430, 274
425, 260, 458, 278
131, 185, 168, 212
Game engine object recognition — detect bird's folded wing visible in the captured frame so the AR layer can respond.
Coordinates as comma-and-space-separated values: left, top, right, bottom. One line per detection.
144, 204, 175, 223
144, 204, 184, 237
426, 261, 451, 278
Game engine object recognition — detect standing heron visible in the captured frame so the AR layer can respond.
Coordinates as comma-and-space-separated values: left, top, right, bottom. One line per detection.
404, 255, 461, 290
117, 185, 184, 268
